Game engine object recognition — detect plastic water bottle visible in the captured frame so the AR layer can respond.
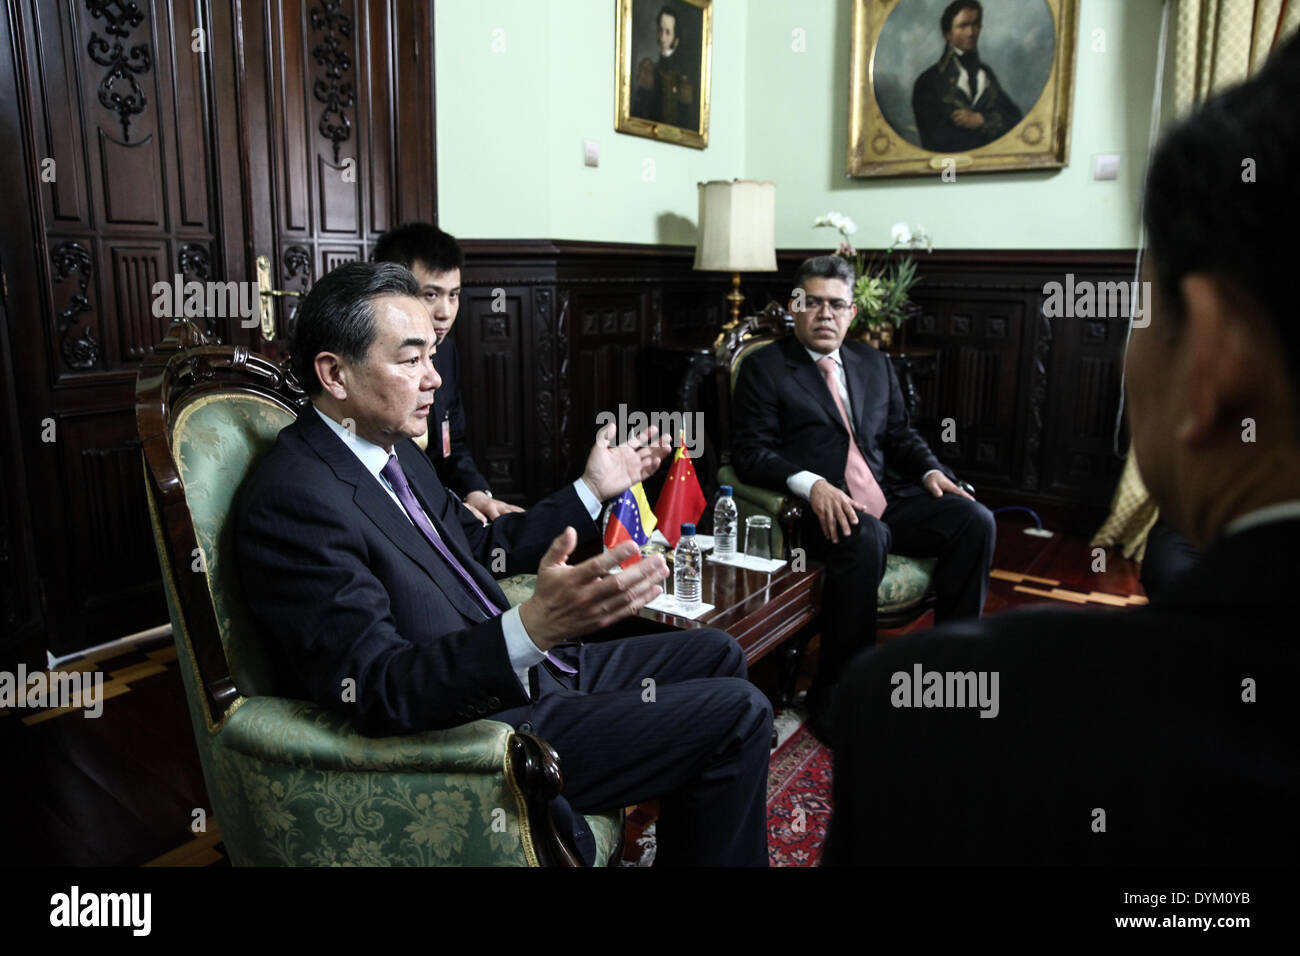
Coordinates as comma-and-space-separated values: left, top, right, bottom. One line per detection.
673, 523, 702, 605
713, 485, 738, 558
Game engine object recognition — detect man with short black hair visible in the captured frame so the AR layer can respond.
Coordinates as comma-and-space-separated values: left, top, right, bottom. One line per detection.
237, 261, 773, 866
373, 222, 518, 522
826, 34, 1300, 864
731, 255, 996, 743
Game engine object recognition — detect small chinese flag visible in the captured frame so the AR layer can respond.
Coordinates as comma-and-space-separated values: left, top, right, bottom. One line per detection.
654, 442, 707, 547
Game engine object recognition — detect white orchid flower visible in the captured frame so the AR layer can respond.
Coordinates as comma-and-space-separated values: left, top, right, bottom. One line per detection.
890, 222, 912, 246
815, 212, 859, 241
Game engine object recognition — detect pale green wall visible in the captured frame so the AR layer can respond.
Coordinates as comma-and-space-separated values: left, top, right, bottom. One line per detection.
435, 0, 551, 237
436, 0, 1165, 249
436, 0, 749, 244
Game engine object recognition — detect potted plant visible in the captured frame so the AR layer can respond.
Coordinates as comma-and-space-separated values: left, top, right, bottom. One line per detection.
813, 214, 932, 349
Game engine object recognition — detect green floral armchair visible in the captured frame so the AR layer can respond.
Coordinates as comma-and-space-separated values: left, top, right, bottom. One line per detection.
137, 321, 621, 866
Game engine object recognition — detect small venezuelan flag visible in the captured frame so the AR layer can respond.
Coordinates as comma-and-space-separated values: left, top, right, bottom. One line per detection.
603, 482, 657, 567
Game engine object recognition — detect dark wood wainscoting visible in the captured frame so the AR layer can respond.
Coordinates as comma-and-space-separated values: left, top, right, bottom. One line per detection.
457, 242, 1136, 533
455, 241, 726, 501
872, 250, 1135, 523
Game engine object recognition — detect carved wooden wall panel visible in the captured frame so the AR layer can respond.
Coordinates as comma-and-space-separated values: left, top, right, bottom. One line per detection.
569, 290, 646, 478
0, 0, 437, 656
454, 284, 530, 501
1042, 308, 1128, 506
907, 291, 1028, 488
109, 244, 167, 361
19, 0, 222, 379
55, 410, 157, 633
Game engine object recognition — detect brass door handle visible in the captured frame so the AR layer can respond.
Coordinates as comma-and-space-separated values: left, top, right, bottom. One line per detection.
255, 254, 303, 341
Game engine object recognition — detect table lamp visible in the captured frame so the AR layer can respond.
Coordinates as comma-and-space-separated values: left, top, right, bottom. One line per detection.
693, 179, 777, 329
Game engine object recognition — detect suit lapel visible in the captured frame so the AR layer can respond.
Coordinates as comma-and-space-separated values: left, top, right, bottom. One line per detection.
395, 441, 510, 612
297, 409, 491, 623
783, 338, 849, 436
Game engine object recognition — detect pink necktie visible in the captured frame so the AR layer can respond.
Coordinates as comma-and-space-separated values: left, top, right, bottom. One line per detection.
818, 356, 887, 518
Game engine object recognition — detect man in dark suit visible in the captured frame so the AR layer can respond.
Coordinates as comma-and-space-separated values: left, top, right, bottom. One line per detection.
911, 1, 1022, 152
731, 256, 996, 741
825, 34, 1300, 864
373, 223, 519, 523
236, 261, 773, 866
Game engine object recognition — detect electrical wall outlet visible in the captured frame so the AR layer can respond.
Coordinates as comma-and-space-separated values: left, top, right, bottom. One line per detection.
1093, 153, 1121, 181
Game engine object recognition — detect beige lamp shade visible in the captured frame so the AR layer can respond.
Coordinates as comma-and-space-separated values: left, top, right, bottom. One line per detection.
693, 180, 777, 272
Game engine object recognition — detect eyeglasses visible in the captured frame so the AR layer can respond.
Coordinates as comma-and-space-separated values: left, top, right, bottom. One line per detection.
798, 294, 853, 316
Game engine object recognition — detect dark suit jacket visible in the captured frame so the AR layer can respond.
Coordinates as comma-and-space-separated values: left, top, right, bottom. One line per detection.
824, 517, 1300, 865
235, 406, 595, 737
731, 336, 952, 502
429, 334, 491, 498
912, 47, 1023, 153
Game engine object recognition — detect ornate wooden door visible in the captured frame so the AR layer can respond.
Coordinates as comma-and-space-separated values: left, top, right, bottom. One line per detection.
236, 0, 437, 353
0, 0, 435, 660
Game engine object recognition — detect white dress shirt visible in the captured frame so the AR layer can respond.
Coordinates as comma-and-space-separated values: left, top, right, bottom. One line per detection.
785, 348, 942, 502
951, 47, 988, 103
314, 405, 602, 696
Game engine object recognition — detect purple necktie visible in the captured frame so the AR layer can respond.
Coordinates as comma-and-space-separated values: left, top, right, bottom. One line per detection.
382, 455, 503, 618
380, 455, 577, 677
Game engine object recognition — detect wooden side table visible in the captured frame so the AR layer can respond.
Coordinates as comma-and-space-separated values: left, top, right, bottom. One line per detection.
637, 560, 823, 668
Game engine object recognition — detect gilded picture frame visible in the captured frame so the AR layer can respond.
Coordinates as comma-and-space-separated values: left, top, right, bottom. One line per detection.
615, 0, 713, 149
848, 0, 1078, 177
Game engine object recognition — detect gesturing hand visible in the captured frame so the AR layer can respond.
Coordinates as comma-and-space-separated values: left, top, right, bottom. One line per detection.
465, 490, 525, 521
580, 424, 673, 502
923, 471, 975, 500
518, 528, 669, 650
809, 479, 870, 544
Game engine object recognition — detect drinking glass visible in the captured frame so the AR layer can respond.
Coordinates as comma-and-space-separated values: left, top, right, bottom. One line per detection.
744, 515, 772, 562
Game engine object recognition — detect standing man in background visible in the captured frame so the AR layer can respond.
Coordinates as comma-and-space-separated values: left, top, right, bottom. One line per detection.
374, 222, 523, 522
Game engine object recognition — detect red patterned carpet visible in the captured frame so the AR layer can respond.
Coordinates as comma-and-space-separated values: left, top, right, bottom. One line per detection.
766, 724, 833, 866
